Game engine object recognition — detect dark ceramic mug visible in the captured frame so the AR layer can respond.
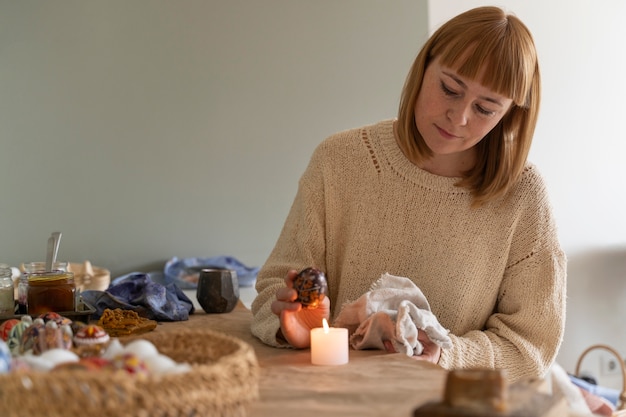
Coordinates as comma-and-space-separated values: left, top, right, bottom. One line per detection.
196, 268, 239, 314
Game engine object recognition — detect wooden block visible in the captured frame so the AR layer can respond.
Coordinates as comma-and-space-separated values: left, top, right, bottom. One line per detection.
414, 369, 567, 417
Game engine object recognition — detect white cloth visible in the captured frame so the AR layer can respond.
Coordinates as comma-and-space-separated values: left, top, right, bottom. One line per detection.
545, 363, 593, 416
334, 273, 452, 356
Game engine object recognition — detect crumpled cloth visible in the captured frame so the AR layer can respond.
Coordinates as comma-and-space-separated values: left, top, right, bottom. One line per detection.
164, 255, 260, 288
334, 273, 452, 356
81, 273, 195, 321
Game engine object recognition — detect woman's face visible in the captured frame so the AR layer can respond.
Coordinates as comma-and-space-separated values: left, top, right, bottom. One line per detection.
414, 57, 513, 175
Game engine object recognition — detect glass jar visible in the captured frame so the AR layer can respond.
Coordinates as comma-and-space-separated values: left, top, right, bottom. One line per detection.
19, 261, 68, 314
27, 271, 76, 315
0, 267, 15, 315
22, 261, 68, 273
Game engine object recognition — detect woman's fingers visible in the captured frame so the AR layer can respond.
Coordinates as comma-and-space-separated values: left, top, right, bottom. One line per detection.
270, 298, 301, 315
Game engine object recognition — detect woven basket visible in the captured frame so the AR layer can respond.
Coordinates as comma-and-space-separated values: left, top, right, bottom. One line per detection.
0, 328, 259, 417
575, 344, 626, 416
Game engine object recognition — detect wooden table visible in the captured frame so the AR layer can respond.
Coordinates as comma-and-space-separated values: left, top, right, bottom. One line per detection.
154, 302, 448, 417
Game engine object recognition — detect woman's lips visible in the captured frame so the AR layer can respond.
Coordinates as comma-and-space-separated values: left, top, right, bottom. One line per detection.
436, 125, 459, 140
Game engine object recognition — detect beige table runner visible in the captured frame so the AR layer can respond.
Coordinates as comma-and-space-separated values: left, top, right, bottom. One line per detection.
152, 302, 447, 417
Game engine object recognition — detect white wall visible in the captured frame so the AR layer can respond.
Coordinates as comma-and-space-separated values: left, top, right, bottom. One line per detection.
429, 1, 626, 255
430, 1, 626, 384
0, 0, 427, 274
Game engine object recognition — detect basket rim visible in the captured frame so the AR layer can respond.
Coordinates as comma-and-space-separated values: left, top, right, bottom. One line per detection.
0, 327, 260, 416
575, 343, 626, 410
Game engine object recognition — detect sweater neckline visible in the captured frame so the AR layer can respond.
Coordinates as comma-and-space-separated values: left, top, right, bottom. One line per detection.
373, 119, 470, 194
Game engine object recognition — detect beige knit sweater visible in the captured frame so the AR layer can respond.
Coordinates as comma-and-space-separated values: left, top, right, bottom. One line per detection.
251, 119, 566, 382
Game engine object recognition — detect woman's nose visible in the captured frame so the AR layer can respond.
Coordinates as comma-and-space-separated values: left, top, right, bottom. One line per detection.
446, 102, 470, 126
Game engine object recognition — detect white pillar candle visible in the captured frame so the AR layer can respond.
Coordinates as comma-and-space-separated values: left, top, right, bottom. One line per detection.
310, 318, 349, 365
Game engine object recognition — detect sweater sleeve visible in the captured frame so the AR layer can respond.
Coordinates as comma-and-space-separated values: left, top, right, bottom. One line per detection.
438, 171, 567, 382
250, 143, 328, 347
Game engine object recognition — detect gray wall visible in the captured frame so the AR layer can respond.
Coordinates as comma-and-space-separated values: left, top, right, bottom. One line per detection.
0, 0, 428, 275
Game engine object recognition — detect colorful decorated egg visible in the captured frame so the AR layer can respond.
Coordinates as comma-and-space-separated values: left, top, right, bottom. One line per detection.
109, 353, 148, 375
33, 321, 73, 354
0, 319, 20, 341
19, 318, 45, 354
73, 324, 110, 357
38, 311, 72, 327
7, 315, 33, 355
293, 267, 328, 309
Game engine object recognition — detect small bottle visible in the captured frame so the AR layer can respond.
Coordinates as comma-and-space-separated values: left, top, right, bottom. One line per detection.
16, 274, 28, 314
0, 267, 15, 315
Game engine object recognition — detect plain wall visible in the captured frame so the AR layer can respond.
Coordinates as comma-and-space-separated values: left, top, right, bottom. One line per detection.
0, 0, 428, 273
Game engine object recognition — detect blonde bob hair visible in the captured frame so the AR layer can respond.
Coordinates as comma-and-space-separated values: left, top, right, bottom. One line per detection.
397, 6, 540, 207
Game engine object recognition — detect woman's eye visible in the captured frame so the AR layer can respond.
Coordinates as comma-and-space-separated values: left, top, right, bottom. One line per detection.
475, 105, 496, 116
440, 81, 457, 96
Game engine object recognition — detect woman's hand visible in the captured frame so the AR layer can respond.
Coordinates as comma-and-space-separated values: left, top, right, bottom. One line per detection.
270, 269, 331, 348
383, 330, 442, 364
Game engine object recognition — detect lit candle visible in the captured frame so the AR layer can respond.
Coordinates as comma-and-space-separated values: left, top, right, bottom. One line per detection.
310, 318, 349, 365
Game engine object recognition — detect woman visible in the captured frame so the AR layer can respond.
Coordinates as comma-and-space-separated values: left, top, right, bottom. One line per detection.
250, 6, 566, 382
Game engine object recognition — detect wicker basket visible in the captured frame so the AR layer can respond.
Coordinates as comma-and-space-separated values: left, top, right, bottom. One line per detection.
0, 328, 259, 417
575, 344, 626, 416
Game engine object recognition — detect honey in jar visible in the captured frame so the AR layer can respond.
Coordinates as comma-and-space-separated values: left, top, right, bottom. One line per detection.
27, 271, 76, 315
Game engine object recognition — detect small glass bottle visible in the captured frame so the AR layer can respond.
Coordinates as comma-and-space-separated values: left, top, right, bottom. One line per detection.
0, 267, 15, 315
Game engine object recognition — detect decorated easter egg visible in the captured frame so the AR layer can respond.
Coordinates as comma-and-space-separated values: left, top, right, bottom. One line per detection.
293, 267, 328, 309
33, 321, 73, 354
7, 315, 33, 355
109, 353, 148, 375
73, 324, 110, 357
19, 317, 45, 354
0, 319, 20, 341
38, 311, 72, 327
0, 339, 11, 373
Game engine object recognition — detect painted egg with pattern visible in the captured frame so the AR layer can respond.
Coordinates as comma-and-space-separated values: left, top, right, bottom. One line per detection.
0, 319, 20, 341
293, 267, 328, 309
73, 324, 110, 357
7, 316, 33, 355
109, 353, 149, 375
19, 318, 45, 354
38, 311, 72, 327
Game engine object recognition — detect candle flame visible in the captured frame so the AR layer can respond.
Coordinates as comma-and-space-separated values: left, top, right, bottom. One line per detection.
322, 318, 329, 333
